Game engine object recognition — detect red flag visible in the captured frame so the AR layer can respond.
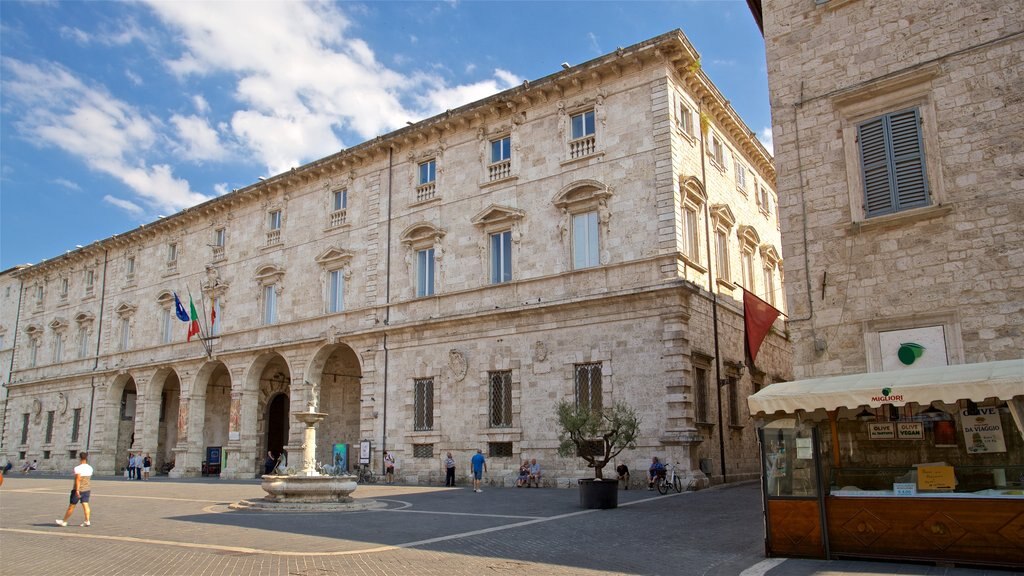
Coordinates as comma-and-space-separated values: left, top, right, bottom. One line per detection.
210, 298, 217, 328
187, 295, 201, 342
743, 288, 781, 366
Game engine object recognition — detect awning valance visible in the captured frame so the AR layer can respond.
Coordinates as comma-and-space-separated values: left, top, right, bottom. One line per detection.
748, 358, 1024, 416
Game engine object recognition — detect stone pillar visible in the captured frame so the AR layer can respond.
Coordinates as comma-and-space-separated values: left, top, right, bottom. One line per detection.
169, 397, 196, 478
221, 390, 246, 478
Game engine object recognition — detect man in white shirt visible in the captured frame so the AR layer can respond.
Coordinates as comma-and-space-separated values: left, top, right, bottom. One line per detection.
56, 452, 93, 527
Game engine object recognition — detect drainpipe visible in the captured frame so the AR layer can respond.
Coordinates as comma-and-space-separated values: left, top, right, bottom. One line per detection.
0, 274, 25, 451
86, 249, 109, 450
381, 145, 394, 475
699, 100, 728, 484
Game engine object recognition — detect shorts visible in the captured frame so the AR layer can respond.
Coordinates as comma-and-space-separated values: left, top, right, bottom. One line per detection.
386, 466, 395, 474
472, 469, 483, 480
143, 467, 151, 473
70, 489, 91, 504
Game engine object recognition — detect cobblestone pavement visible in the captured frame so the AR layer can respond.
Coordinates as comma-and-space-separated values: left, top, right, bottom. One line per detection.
0, 475, 1020, 576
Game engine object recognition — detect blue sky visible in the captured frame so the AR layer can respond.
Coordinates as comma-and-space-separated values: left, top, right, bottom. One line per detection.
0, 0, 770, 270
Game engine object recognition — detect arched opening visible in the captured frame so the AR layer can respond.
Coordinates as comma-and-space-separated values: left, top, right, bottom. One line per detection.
153, 370, 181, 474
266, 393, 289, 466
308, 343, 362, 471
193, 362, 231, 477
115, 378, 137, 474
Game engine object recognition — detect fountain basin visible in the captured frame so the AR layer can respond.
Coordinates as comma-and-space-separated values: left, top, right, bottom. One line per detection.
260, 474, 358, 503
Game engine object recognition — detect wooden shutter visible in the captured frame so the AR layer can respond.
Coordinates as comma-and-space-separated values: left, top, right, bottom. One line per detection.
889, 109, 929, 210
858, 108, 929, 218
858, 117, 893, 216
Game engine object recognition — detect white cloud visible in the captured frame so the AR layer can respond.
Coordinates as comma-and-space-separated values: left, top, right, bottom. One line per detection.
124, 68, 143, 86
59, 26, 91, 44
52, 178, 81, 191
192, 94, 209, 114
587, 32, 601, 55
759, 126, 774, 155
170, 114, 226, 162
465, 63, 476, 75
213, 183, 230, 196
2, 57, 210, 213
414, 69, 522, 115
103, 194, 144, 215
59, 20, 145, 47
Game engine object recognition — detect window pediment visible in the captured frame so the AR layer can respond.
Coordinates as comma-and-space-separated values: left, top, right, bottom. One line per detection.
48, 318, 69, 331
156, 291, 175, 308
25, 324, 43, 337
471, 205, 525, 229
737, 225, 761, 248
254, 264, 285, 286
315, 247, 355, 268
553, 180, 612, 212
115, 302, 137, 317
74, 312, 95, 325
680, 176, 707, 204
400, 222, 445, 248
710, 204, 736, 229
760, 244, 781, 265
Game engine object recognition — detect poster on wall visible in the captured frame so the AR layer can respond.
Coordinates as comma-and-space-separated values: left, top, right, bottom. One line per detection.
897, 422, 924, 440
359, 440, 371, 465
961, 407, 1006, 453
333, 443, 348, 473
868, 422, 895, 440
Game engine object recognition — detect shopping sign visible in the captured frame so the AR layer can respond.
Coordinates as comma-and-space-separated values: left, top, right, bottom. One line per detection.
960, 407, 1006, 454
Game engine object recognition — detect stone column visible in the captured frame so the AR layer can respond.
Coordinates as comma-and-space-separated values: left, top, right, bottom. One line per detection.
221, 390, 245, 478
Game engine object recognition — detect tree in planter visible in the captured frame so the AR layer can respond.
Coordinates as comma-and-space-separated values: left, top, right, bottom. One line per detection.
556, 400, 640, 479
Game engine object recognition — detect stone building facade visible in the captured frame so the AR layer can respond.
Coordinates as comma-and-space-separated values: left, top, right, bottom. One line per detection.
759, 0, 1022, 377
1, 30, 789, 485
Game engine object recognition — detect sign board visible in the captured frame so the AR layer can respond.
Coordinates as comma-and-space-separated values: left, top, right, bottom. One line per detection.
795, 437, 813, 460
333, 443, 349, 473
893, 482, 917, 496
897, 422, 924, 440
917, 465, 955, 491
961, 408, 1006, 453
868, 422, 895, 440
359, 440, 371, 465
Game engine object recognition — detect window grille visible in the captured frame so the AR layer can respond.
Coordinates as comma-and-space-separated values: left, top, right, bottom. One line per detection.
414, 378, 434, 431
45, 411, 54, 444
694, 367, 709, 423
20, 413, 29, 444
575, 362, 602, 413
413, 444, 434, 459
69, 450, 78, 459
727, 377, 741, 426
489, 371, 513, 428
488, 442, 513, 458
71, 408, 81, 443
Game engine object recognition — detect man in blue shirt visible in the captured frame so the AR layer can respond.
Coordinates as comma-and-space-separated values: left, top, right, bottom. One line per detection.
471, 449, 487, 493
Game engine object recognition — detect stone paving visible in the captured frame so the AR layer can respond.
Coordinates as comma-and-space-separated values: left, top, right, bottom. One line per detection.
0, 474, 1020, 576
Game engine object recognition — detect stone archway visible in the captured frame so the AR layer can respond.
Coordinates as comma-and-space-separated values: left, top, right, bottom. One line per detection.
190, 361, 231, 477
251, 353, 291, 474
145, 368, 181, 474
265, 393, 289, 466
106, 374, 137, 475
307, 343, 362, 470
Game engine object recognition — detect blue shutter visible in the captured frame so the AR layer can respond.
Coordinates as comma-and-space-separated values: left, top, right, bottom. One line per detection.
858, 117, 893, 216
889, 109, 930, 210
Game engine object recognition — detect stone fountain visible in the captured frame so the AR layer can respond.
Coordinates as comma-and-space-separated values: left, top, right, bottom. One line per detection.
232, 405, 382, 511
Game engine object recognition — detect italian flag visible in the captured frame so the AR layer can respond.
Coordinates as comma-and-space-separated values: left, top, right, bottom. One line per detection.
187, 295, 201, 342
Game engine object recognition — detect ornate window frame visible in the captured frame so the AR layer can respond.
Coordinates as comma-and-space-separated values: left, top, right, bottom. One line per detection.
553, 180, 613, 269
679, 176, 707, 271
315, 247, 354, 314
471, 205, 524, 284
737, 225, 761, 292
400, 222, 445, 298
74, 312, 94, 359
710, 204, 736, 289
255, 264, 285, 325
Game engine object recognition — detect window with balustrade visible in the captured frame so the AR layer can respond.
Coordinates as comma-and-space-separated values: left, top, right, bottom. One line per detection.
329, 189, 348, 228
416, 159, 437, 202
569, 110, 596, 159
488, 136, 511, 181
267, 210, 282, 246
212, 228, 226, 259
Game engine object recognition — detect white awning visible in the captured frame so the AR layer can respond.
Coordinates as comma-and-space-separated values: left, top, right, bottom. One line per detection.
748, 358, 1024, 416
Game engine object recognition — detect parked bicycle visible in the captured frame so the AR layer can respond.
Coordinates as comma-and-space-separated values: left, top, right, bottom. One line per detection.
656, 462, 684, 494
356, 464, 378, 484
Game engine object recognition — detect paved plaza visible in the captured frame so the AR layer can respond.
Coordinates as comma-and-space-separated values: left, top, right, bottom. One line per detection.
0, 474, 1019, 576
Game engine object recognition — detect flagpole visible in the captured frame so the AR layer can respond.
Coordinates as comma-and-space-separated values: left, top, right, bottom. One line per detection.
197, 286, 214, 357
186, 285, 212, 358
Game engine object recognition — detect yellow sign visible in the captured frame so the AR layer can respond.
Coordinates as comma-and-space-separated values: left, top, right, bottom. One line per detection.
917, 466, 955, 491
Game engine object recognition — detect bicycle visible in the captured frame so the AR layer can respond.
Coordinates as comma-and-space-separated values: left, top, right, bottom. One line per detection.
356, 464, 378, 484
656, 462, 684, 494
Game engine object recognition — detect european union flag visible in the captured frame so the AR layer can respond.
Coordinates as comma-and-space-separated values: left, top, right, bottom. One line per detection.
173, 292, 190, 322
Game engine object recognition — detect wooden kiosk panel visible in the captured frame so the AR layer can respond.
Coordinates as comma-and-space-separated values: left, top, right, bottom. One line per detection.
826, 497, 1024, 568
766, 499, 825, 558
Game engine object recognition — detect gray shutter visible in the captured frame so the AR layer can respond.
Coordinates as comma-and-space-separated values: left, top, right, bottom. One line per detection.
889, 109, 930, 210
858, 117, 894, 216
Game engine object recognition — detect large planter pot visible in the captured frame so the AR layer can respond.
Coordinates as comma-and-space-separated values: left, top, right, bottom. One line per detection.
578, 478, 619, 509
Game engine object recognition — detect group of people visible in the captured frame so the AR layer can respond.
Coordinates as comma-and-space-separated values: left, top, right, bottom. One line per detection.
515, 458, 543, 488
125, 453, 152, 480
442, 449, 489, 492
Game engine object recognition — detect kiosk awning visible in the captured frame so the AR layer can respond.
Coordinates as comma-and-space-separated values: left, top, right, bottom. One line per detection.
748, 358, 1024, 415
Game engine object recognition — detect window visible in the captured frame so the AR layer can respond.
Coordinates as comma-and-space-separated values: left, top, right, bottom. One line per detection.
858, 108, 930, 217
763, 265, 777, 307
330, 190, 348, 227
71, 408, 81, 443
709, 132, 724, 167
85, 270, 94, 293
269, 210, 282, 230
121, 388, 136, 420
491, 136, 510, 163
333, 189, 348, 211
51, 334, 63, 364
35, 285, 44, 305
416, 248, 435, 297
488, 442, 513, 458
20, 413, 29, 444
575, 362, 602, 413
735, 161, 747, 192
328, 269, 344, 313
677, 99, 694, 136
489, 371, 513, 428
214, 228, 226, 247
119, 317, 131, 350
490, 231, 512, 284
741, 249, 755, 290
77, 327, 89, 359
167, 243, 178, 264
715, 230, 730, 282
572, 211, 600, 269
694, 367, 709, 423
416, 160, 437, 202
418, 160, 436, 185
263, 285, 277, 325
161, 308, 173, 344
413, 378, 434, 431
759, 186, 772, 215
29, 338, 39, 367
682, 206, 700, 261
727, 376, 741, 426
571, 110, 595, 140
413, 444, 434, 458
60, 278, 69, 297
126, 256, 136, 280
45, 411, 54, 444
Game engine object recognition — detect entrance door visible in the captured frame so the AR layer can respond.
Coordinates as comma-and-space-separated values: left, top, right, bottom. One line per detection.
759, 426, 827, 559
266, 394, 289, 461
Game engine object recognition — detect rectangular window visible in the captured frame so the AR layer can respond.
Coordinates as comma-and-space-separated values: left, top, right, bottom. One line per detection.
488, 442, 513, 458
85, 270, 94, 292
328, 270, 344, 313
120, 317, 130, 350
490, 231, 512, 284
52, 336, 63, 364
715, 230, 730, 282
214, 228, 226, 247
413, 378, 434, 431
682, 206, 700, 261
21, 413, 29, 444
78, 327, 89, 359
161, 309, 173, 344
29, 339, 38, 367
490, 136, 511, 163
858, 108, 930, 217
36, 285, 43, 304
735, 160, 747, 191
263, 285, 277, 325
694, 367, 709, 423
269, 210, 282, 230
60, 278, 69, 297
333, 189, 348, 211
71, 408, 81, 443
489, 371, 513, 428
571, 110, 595, 140
678, 100, 693, 135
413, 444, 434, 458
574, 362, 602, 413
167, 243, 178, 263
759, 186, 772, 214
763, 267, 777, 306
69, 450, 78, 459
710, 133, 724, 166
727, 377, 741, 426
741, 250, 755, 289
418, 160, 436, 185
45, 411, 55, 443
572, 211, 600, 269
416, 248, 435, 297
126, 256, 135, 279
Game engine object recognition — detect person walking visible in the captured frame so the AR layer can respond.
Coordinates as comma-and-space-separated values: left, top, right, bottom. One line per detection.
443, 452, 456, 487
471, 449, 487, 493
56, 452, 93, 527
383, 450, 396, 485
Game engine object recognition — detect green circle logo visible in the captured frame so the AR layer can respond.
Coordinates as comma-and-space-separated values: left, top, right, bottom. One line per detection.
898, 343, 925, 365
881, 387, 892, 397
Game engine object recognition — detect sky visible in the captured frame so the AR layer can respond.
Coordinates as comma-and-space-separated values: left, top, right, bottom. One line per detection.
0, 0, 771, 271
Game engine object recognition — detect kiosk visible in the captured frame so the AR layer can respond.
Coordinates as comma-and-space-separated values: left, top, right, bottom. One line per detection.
748, 359, 1024, 568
